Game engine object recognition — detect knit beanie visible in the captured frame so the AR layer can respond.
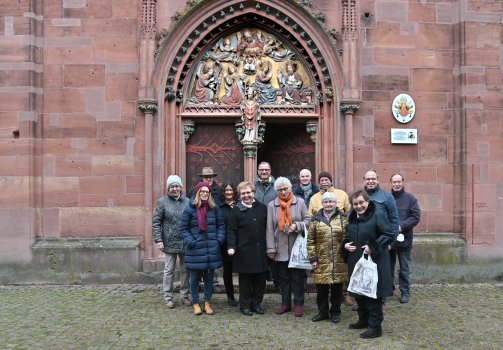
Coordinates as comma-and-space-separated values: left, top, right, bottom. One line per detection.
318, 171, 333, 183
321, 191, 337, 203
166, 175, 183, 189
194, 181, 210, 195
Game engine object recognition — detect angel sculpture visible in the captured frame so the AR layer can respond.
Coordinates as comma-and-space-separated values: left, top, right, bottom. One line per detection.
204, 37, 240, 65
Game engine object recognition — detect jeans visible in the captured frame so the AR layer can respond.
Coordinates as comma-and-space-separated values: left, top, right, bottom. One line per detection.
189, 269, 214, 304
389, 249, 411, 296
163, 253, 189, 301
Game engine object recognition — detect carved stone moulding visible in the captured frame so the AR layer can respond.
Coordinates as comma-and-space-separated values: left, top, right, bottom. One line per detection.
164, 1, 335, 104
182, 119, 195, 142
305, 120, 318, 143
138, 98, 158, 113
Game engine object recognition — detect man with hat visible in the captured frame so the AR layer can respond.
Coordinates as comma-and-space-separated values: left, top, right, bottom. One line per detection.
308, 171, 350, 216
189, 167, 222, 206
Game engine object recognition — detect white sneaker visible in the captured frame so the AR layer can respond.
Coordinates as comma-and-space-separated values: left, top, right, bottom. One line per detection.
165, 300, 175, 308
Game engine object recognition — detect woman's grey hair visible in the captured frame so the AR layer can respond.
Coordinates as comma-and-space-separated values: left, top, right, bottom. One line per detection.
321, 191, 337, 203
274, 176, 292, 191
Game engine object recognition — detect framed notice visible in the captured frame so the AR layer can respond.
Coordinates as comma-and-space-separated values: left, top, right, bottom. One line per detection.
391, 128, 418, 144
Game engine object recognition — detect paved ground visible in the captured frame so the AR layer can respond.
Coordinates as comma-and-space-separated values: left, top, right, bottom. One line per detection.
1, 282, 502, 349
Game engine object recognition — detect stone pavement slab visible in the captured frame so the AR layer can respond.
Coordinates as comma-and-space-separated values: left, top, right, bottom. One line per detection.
1, 283, 502, 349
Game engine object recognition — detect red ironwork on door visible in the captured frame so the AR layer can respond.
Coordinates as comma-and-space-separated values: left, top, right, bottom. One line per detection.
186, 123, 244, 190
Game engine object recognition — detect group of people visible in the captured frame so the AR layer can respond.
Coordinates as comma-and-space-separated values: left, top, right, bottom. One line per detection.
153, 163, 420, 339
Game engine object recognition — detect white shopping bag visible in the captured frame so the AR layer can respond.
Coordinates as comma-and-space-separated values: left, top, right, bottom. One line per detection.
288, 225, 312, 270
348, 253, 378, 299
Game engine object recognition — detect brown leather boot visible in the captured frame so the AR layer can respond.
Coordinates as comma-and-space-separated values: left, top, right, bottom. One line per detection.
204, 301, 214, 315
193, 303, 202, 315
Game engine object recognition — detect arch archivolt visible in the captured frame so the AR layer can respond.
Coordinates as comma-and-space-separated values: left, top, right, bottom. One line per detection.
152, 0, 347, 184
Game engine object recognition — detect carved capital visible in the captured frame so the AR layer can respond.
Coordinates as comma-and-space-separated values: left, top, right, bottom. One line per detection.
306, 120, 318, 143
183, 120, 195, 142
340, 101, 360, 114
138, 98, 158, 113
242, 143, 258, 158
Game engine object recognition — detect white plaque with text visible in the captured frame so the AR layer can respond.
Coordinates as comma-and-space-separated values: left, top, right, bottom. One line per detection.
391, 128, 418, 144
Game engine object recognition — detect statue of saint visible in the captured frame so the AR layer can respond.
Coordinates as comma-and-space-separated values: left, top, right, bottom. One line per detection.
241, 86, 261, 142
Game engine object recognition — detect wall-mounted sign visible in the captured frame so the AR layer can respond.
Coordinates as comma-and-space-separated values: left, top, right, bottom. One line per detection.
391, 128, 418, 144
392, 93, 415, 124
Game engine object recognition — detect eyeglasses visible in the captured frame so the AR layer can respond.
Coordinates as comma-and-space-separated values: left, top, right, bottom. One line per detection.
240, 191, 252, 195
258, 169, 270, 172
364, 178, 377, 181
277, 187, 290, 193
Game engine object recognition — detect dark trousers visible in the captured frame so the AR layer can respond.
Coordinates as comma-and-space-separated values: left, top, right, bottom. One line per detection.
223, 260, 234, 298
275, 261, 305, 306
354, 294, 384, 328
389, 249, 411, 296
316, 283, 343, 316
238, 272, 267, 309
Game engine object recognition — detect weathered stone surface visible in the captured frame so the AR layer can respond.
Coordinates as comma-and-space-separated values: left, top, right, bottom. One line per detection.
64, 65, 105, 87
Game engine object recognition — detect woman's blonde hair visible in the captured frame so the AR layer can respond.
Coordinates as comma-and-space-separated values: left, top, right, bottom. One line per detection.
192, 187, 216, 208
237, 181, 255, 195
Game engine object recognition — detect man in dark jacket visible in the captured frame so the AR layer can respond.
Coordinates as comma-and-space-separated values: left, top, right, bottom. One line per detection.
253, 161, 277, 205
152, 175, 191, 308
389, 174, 421, 304
293, 168, 319, 209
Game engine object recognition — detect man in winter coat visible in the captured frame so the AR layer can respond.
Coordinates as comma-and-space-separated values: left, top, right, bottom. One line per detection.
152, 175, 191, 308
389, 174, 421, 304
253, 161, 277, 205
293, 168, 319, 209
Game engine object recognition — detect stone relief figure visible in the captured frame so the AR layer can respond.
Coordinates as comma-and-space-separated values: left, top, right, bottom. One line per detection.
252, 60, 277, 104
241, 86, 261, 142
187, 61, 222, 105
219, 63, 248, 105
237, 29, 265, 57
204, 37, 240, 65
277, 61, 309, 105
263, 35, 296, 62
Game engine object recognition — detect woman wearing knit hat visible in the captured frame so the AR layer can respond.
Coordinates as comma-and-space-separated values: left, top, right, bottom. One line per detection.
153, 175, 191, 308
180, 181, 225, 315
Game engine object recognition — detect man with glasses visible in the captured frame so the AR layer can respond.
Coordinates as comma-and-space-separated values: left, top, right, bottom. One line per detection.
362, 169, 399, 304
253, 161, 277, 205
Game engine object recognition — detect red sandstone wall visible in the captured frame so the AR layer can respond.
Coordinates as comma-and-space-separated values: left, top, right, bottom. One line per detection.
353, 0, 503, 256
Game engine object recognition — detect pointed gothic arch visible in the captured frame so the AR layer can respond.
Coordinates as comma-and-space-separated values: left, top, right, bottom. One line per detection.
152, 0, 346, 192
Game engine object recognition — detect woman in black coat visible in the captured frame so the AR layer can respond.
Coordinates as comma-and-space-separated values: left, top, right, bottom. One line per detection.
218, 183, 238, 307
227, 181, 269, 316
343, 189, 395, 339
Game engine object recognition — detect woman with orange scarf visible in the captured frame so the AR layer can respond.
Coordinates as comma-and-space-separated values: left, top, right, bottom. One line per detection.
266, 177, 311, 317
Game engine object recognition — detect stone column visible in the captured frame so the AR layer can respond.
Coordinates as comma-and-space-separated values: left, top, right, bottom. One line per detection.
138, 99, 157, 261
341, 102, 359, 193
242, 143, 258, 183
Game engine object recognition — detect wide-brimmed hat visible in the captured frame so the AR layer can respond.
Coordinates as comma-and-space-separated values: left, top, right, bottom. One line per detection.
198, 167, 218, 177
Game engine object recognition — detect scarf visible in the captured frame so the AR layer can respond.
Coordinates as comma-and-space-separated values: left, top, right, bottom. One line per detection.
299, 182, 312, 200
277, 191, 294, 232
196, 201, 209, 232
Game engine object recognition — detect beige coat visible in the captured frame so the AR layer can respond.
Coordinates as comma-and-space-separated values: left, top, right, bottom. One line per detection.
308, 187, 350, 216
307, 208, 348, 284
266, 196, 311, 262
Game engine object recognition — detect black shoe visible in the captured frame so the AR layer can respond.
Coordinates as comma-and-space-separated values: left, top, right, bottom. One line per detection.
252, 305, 264, 314
240, 308, 253, 316
400, 294, 410, 304
349, 320, 368, 329
311, 313, 329, 322
227, 297, 238, 307
360, 326, 382, 339
331, 314, 341, 323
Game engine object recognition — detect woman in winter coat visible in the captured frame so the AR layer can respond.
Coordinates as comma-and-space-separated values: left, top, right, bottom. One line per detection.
218, 183, 238, 307
152, 175, 191, 308
307, 192, 348, 323
180, 181, 225, 316
343, 189, 395, 339
226, 181, 268, 316
266, 177, 311, 317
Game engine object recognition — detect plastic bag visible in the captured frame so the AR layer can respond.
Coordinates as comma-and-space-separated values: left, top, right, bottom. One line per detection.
348, 253, 378, 299
288, 225, 312, 270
